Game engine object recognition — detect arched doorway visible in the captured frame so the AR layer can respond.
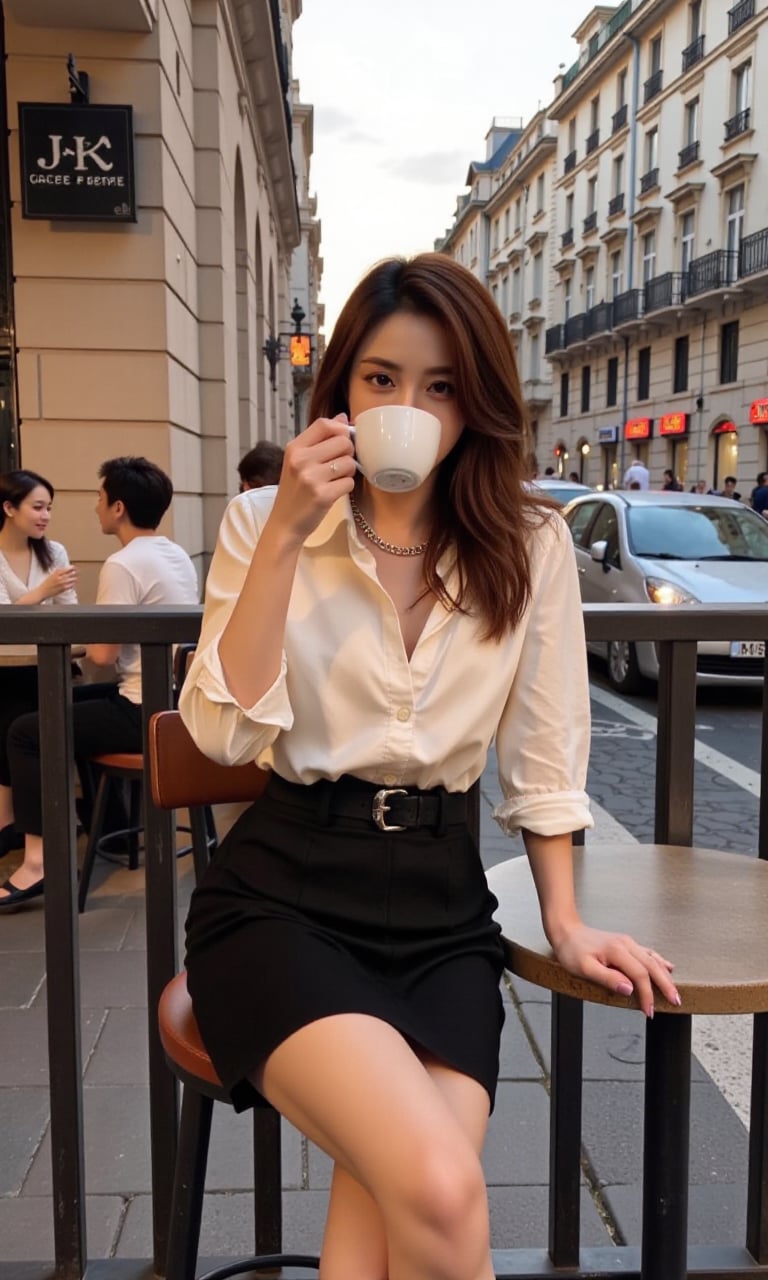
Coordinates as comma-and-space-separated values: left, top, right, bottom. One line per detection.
711, 418, 739, 490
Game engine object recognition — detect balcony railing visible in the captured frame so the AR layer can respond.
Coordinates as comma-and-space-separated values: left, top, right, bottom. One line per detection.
545, 323, 566, 354
564, 149, 577, 175
613, 288, 643, 324
586, 128, 600, 155
739, 227, 768, 278
729, 0, 755, 34
687, 249, 739, 296
608, 192, 625, 217
560, 0, 633, 92
564, 312, 588, 345
587, 300, 614, 335
612, 103, 628, 133
644, 271, 686, 313
583, 210, 598, 234
644, 69, 663, 103
561, 227, 575, 249
725, 108, 751, 141
640, 167, 659, 194
682, 34, 705, 72
678, 140, 700, 169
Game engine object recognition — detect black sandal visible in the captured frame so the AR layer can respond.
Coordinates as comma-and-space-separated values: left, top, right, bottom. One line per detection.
0, 877, 45, 910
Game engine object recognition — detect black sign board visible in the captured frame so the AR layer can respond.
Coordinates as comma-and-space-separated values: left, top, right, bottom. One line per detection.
18, 103, 136, 222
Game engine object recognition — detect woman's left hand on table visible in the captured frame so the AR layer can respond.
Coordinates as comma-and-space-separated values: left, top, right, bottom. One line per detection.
550, 922, 680, 1018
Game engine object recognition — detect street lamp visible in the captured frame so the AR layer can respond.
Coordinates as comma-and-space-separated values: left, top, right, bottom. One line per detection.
262, 298, 311, 390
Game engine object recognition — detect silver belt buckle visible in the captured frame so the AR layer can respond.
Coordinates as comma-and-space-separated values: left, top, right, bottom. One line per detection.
372, 787, 407, 832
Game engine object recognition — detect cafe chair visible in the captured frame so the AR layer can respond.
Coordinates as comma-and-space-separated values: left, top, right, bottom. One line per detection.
149, 709, 320, 1280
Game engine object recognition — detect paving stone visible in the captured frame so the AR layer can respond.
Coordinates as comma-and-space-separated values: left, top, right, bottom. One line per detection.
0, 1006, 104, 1086
0, 1088, 50, 1195
76, 907, 135, 950
498, 1007, 543, 1080
282, 1188, 329, 1253
483, 1081, 549, 1185
582, 1080, 748, 1188
0, 952, 46, 1009
23, 1086, 152, 1195
488, 1185, 611, 1250
0, 907, 46, 953
76, 949, 149, 1010
306, 1139, 333, 1190
84, 1009, 149, 1086
505, 973, 551, 1006
0, 1194, 125, 1261
604, 1180, 748, 1248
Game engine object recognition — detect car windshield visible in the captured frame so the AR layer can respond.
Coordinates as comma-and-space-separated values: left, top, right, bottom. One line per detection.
627, 504, 768, 561
534, 485, 588, 505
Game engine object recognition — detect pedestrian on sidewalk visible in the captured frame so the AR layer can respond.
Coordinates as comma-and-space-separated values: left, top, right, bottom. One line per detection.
0, 456, 198, 908
180, 252, 679, 1280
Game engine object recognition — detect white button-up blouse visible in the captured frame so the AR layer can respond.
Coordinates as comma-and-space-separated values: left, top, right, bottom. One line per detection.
179, 489, 593, 838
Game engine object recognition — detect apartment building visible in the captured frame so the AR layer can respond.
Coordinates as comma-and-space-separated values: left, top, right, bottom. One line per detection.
0, 0, 321, 590
438, 0, 768, 492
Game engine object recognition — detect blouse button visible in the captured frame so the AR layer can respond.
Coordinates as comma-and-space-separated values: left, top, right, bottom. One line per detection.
396, 706, 412, 722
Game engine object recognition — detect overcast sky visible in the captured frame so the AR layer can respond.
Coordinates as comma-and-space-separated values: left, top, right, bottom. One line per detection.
292, 1, 582, 335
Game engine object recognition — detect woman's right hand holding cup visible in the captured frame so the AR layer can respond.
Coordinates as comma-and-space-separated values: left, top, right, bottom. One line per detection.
39, 564, 78, 601
268, 415, 355, 546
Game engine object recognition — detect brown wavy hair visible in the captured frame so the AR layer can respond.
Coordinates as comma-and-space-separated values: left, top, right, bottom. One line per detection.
308, 253, 547, 641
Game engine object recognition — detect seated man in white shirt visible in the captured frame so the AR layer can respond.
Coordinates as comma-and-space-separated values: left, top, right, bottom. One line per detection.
0, 456, 199, 908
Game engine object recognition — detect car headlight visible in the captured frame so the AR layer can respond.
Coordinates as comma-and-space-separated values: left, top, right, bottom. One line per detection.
644, 577, 699, 606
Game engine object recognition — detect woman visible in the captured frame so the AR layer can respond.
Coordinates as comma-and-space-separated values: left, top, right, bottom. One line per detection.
180, 254, 678, 1280
0, 470, 77, 859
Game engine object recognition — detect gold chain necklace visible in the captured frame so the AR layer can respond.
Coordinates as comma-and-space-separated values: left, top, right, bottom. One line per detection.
350, 498, 428, 557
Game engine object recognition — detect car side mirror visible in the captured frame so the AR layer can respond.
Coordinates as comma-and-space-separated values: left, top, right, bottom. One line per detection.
590, 539, 609, 570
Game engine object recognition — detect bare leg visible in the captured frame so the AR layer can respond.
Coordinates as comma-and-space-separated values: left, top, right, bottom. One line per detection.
255, 1014, 495, 1280
0, 834, 44, 896
319, 1050, 492, 1280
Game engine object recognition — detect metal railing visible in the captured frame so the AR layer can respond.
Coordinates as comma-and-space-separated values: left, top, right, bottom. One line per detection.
613, 287, 644, 324
644, 69, 663, 103
729, 0, 756, 34
565, 311, 588, 345
612, 103, 628, 133
740, 227, 768, 278
586, 129, 600, 155
725, 107, 751, 141
687, 249, 739, 296
545, 323, 566, 354
682, 34, 705, 72
561, 227, 575, 249
583, 210, 598, 234
587, 300, 614, 336
608, 192, 625, 216
640, 166, 659, 194
564, 149, 577, 175
644, 271, 686, 313
678, 140, 700, 169
4, 602, 768, 1280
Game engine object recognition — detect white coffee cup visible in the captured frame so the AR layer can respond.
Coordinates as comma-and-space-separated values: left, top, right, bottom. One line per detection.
351, 405, 442, 492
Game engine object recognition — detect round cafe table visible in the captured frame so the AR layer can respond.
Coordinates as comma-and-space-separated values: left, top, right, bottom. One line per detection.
487, 845, 768, 1280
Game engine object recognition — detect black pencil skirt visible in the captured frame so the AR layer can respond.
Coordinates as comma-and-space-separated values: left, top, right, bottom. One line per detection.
185, 775, 506, 1113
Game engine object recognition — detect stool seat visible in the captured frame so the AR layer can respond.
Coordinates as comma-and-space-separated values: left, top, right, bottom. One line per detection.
89, 752, 143, 771
159, 972, 222, 1090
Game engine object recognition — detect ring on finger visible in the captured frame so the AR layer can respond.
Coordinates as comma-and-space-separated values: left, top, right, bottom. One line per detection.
330, 461, 338, 474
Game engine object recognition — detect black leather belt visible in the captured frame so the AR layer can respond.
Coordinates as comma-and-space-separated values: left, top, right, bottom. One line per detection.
267, 773, 468, 832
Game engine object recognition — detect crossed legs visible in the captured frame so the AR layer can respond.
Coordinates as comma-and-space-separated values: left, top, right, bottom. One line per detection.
254, 1013, 495, 1280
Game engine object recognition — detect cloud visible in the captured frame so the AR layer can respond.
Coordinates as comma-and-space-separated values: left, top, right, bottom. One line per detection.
384, 152, 469, 185
313, 106, 356, 134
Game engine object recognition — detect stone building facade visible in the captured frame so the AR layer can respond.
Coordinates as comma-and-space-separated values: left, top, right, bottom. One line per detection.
0, 0, 321, 592
439, 0, 768, 494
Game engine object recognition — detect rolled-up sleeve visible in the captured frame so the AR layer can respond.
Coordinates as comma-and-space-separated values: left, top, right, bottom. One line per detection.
493, 514, 593, 837
178, 495, 294, 766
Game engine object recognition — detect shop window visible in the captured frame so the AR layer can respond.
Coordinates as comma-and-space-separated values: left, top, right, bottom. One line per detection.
673, 335, 689, 394
606, 356, 619, 407
638, 346, 651, 400
720, 321, 739, 384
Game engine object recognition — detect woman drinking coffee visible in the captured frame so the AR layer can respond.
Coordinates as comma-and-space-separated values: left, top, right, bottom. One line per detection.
179, 253, 679, 1280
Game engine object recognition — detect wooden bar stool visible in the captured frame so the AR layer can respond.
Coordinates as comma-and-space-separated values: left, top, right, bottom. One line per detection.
149, 710, 321, 1279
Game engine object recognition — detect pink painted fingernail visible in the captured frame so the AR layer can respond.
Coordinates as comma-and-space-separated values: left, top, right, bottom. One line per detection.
616, 982, 634, 996
647, 1004, 655, 1019
672, 990, 682, 1006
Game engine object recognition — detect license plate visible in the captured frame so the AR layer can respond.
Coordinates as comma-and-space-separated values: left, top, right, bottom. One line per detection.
729, 641, 766, 658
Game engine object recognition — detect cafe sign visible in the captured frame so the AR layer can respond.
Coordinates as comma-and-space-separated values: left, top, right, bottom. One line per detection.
750, 399, 768, 425
596, 425, 619, 444
18, 103, 136, 221
625, 417, 653, 441
659, 412, 689, 436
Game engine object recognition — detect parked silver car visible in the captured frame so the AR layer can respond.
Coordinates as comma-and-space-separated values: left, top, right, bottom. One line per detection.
530, 478, 592, 505
562, 490, 768, 693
